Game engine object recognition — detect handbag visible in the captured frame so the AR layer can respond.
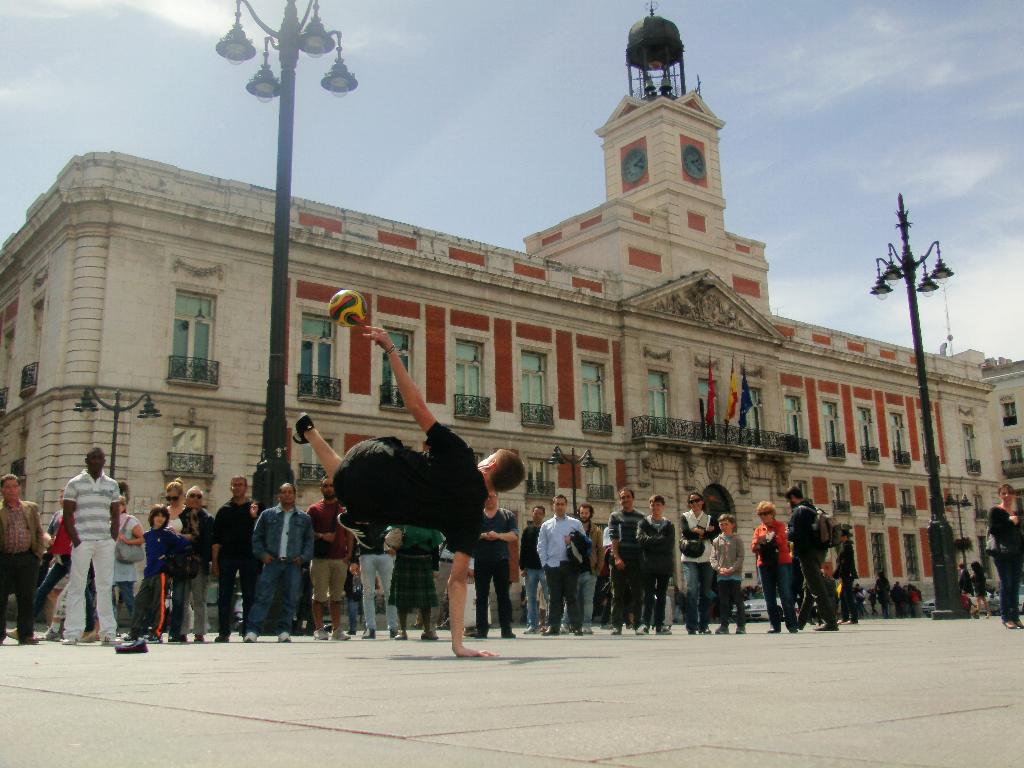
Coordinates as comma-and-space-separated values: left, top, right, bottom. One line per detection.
680, 514, 706, 558
115, 517, 144, 564
164, 551, 200, 580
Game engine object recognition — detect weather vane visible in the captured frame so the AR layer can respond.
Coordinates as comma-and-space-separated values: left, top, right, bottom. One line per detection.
647, 1, 658, 16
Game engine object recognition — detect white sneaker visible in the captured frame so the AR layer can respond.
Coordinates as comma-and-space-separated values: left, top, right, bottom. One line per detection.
277, 632, 291, 643
243, 632, 258, 643
331, 628, 350, 641
313, 628, 330, 641
43, 626, 61, 642
61, 636, 80, 646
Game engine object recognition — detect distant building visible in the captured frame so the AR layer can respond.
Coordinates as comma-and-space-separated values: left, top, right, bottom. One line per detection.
0, 12, 998, 593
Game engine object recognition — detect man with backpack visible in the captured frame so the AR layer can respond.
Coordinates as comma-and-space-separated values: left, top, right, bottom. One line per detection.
785, 486, 838, 631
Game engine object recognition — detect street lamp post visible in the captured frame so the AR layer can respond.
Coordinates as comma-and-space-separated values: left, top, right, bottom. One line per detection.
944, 492, 972, 568
547, 446, 596, 513
216, 0, 357, 506
73, 388, 162, 479
869, 193, 966, 619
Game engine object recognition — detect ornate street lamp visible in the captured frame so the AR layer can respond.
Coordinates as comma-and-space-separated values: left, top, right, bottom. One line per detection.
944, 492, 973, 568
547, 446, 597, 514
869, 194, 966, 619
216, 0, 358, 506
73, 388, 162, 479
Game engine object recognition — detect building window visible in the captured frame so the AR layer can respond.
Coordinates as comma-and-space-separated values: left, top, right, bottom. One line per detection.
746, 387, 763, 431
871, 532, 887, 576
1003, 401, 1018, 427
784, 395, 803, 438
963, 423, 977, 461
973, 493, 985, 514
890, 413, 906, 453
857, 406, 874, 448
823, 402, 840, 444
899, 488, 912, 508
173, 293, 214, 361
585, 463, 613, 501
171, 425, 207, 456
381, 330, 411, 407
581, 362, 604, 414
1009, 445, 1023, 463
698, 378, 719, 422
526, 457, 553, 497
455, 341, 483, 397
647, 371, 668, 418
300, 316, 333, 378
521, 352, 546, 405
903, 534, 920, 581
832, 483, 846, 503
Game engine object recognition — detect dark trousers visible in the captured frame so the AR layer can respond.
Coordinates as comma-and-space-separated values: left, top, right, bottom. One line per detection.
839, 576, 857, 622
610, 559, 643, 629
717, 579, 745, 629
798, 550, 837, 628
545, 562, 580, 631
994, 553, 1023, 623
130, 573, 170, 638
0, 551, 40, 642
759, 563, 798, 631
474, 558, 512, 635
641, 572, 670, 629
218, 558, 257, 637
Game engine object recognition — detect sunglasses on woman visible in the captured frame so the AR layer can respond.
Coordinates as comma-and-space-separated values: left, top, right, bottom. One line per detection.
165, 495, 179, 502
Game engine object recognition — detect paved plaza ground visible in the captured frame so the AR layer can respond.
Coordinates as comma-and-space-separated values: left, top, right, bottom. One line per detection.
1, 618, 1021, 767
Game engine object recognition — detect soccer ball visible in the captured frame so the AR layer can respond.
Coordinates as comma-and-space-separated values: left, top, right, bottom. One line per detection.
328, 289, 367, 327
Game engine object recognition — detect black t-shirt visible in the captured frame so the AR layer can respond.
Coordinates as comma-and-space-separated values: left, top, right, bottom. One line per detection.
334, 423, 487, 556
473, 508, 517, 563
213, 500, 259, 560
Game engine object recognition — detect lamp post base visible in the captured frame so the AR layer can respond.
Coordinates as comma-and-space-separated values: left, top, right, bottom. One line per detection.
252, 455, 295, 509
929, 610, 960, 620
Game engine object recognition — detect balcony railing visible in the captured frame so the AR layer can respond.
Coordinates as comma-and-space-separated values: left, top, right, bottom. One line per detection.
587, 484, 615, 501
379, 383, 404, 409
861, 446, 880, 463
1002, 459, 1024, 479
166, 452, 214, 476
630, 416, 808, 454
1004, 415, 1018, 427
521, 402, 554, 427
298, 463, 327, 483
10, 458, 26, 478
825, 441, 846, 459
966, 458, 981, 475
526, 478, 555, 497
0, 386, 7, 415
167, 356, 220, 387
581, 411, 612, 434
893, 450, 912, 467
832, 500, 851, 514
454, 393, 491, 420
297, 373, 341, 402
868, 502, 885, 516
900, 504, 917, 518
20, 362, 38, 395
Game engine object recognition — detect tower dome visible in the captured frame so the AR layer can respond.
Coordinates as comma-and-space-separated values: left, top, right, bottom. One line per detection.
625, 10, 685, 99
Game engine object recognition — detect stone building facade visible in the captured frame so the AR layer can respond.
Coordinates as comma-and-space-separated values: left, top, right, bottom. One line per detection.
0, 47, 999, 594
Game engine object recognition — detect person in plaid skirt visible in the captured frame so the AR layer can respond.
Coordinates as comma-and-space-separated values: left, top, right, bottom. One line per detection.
386, 525, 445, 640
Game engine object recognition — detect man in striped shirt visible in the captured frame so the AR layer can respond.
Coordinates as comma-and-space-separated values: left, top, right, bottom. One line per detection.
61, 448, 121, 645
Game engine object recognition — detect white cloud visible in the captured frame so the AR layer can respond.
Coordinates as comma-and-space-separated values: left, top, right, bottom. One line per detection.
0, 68, 65, 107
0, 0, 227, 35
850, 146, 1007, 203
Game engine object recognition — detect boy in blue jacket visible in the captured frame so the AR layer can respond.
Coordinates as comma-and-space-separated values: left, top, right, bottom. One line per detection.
124, 505, 189, 643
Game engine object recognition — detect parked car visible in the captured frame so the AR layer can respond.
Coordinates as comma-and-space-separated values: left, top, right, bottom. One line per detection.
743, 597, 769, 622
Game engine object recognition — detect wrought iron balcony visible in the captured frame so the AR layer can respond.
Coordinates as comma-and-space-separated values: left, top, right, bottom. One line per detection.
0, 386, 6, 415
1002, 459, 1024, 479
860, 446, 880, 463
20, 362, 38, 395
868, 502, 885, 516
454, 393, 490, 420
379, 383, 404, 409
297, 373, 341, 402
166, 452, 214, 476
893, 450, 912, 467
525, 478, 555, 497
825, 441, 846, 459
975, 507, 989, 521
587, 483, 615, 501
581, 411, 612, 434
1004, 415, 1018, 427
298, 463, 327, 483
900, 504, 917, 518
966, 458, 982, 475
521, 402, 554, 427
630, 416, 808, 454
832, 500, 851, 514
167, 356, 220, 387
10, 457, 25, 478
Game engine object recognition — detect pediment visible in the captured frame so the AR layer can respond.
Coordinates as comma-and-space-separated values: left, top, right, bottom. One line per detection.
629, 271, 783, 339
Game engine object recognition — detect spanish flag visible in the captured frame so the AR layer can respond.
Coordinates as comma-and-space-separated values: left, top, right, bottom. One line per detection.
725, 361, 739, 422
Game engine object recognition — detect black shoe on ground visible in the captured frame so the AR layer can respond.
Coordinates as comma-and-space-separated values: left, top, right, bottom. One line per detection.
715, 627, 729, 635
610, 627, 622, 635
214, 634, 230, 643
362, 629, 376, 640
735, 627, 746, 634
500, 631, 517, 639
767, 628, 781, 634
292, 412, 314, 444
687, 629, 697, 635
655, 626, 672, 635
168, 635, 187, 643
389, 628, 401, 639
542, 628, 560, 636
814, 624, 839, 632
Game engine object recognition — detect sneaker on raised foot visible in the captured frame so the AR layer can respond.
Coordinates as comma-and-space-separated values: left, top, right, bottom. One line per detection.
292, 413, 314, 444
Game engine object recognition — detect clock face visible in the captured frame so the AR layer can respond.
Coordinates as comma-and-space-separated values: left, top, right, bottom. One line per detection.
682, 144, 706, 180
622, 147, 648, 184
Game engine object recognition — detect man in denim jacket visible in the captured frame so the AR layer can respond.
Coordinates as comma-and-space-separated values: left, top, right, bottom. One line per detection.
244, 483, 313, 642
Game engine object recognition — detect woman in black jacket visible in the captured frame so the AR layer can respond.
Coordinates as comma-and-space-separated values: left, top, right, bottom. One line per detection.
635, 494, 676, 635
988, 484, 1022, 630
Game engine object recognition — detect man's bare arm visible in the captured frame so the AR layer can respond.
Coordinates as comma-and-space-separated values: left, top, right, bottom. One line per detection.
62, 499, 79, 547
364, 325, 435, 434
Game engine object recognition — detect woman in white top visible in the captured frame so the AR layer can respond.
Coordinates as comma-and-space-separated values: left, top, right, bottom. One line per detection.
164, 479, 186, 532
679, 492, 716, 635
111, 496, 144, 630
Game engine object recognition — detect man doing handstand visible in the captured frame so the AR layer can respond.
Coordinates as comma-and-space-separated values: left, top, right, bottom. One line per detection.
295, 325, 525, 657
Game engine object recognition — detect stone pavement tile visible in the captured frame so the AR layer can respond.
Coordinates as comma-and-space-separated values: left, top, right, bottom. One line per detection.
603, 745, 910, 768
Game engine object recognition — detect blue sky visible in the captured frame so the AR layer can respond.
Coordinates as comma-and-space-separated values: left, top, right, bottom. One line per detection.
2, 1, 1021, 360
